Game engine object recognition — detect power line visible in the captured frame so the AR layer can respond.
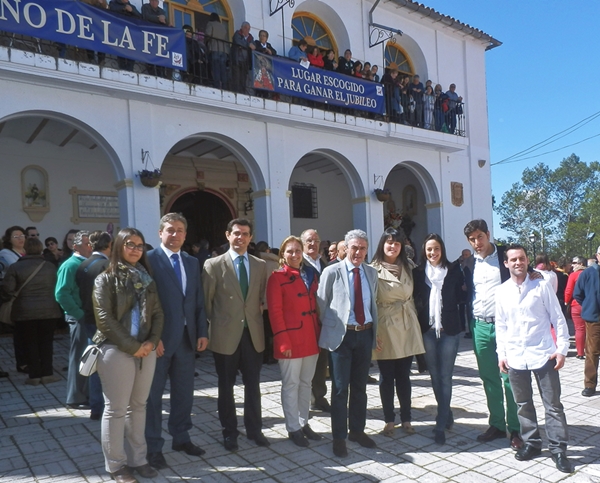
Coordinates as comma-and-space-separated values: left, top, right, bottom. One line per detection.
491, 132, 600, 166
492, 110, 600, 166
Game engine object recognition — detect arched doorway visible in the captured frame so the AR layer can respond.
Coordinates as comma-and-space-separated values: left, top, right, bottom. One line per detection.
168, 189, 234, 250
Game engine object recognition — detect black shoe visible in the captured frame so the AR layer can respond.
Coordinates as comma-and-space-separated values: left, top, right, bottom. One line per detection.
464, 332, 472, 339
582, 387, 596, 397
311, 399, 331, 412
248, 432, 270, 447
90, 412, 102, 421
576, 355, 585, 360
476, 426, 506, 442
551, 452, 574, 473
67, 403, 91, 410
348, 431, 376, 448
332, 439, 348, 458
302, 424, 322, 441
288, 429, 309, 447
433, 430, 446, 445
172, 441, 205, 456
147, 452, 168, 470
367, 375, 378, 385
131, 464, 158, 478
224, 436, 238, 452
515, 444, 542, 461
0, 370, 9, 378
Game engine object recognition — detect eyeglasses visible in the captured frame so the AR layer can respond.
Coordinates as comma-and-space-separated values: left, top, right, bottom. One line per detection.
11, 235, 26, 239
124, 242, 145, 252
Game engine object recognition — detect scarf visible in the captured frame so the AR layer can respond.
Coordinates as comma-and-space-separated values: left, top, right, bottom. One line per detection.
425, 261, 447, 338
380, 260, 402, 281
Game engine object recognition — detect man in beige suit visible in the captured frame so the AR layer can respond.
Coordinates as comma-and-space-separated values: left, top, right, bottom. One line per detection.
202, 218, 268, 452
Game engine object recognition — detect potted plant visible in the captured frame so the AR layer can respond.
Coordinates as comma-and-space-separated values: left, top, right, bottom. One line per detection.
138, 168, 162, 188
374, 188, 391, 202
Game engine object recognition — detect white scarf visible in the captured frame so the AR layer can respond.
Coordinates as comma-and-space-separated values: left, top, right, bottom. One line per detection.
426, 262, 447, 338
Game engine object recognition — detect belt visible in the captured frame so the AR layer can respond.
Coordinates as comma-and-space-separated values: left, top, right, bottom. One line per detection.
475, 316, 495, 324
347, 322, 373, 331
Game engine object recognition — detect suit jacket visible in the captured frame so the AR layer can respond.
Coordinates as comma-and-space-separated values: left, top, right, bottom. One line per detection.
202, 252, 267, 355
317, 261, 378, 351
147, 248, 207, 357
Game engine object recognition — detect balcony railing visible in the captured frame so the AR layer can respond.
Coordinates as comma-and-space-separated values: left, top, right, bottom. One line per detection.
0, 30, 465, 137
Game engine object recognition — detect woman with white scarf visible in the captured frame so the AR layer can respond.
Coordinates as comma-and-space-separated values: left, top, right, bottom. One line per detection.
412, 234, 464, 445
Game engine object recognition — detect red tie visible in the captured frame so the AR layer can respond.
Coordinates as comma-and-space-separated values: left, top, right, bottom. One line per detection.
353, 268, 365, 325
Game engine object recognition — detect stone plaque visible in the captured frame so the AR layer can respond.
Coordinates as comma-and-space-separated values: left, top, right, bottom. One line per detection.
451, 182, 464, 207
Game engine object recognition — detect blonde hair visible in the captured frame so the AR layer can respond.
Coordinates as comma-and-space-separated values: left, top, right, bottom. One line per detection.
278, 236, 303, 268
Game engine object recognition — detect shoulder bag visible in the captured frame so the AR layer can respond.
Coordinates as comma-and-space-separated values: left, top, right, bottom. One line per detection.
0, 261, 45, 325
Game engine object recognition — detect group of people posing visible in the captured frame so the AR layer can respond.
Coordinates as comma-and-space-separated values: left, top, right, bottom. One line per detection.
0, 215, 577, 482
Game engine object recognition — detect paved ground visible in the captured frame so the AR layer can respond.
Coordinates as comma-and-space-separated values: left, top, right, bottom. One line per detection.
1, 329, 600, 483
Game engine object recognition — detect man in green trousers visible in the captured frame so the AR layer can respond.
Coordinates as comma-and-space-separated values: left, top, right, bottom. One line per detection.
462, 219, 522, 449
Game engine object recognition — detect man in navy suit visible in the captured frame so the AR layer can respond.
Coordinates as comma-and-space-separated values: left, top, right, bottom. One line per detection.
145, 213, 208, 470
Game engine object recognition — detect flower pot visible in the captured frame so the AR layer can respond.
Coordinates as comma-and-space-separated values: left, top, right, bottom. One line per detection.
140, 176, 160, 188
375, 192, 391, 202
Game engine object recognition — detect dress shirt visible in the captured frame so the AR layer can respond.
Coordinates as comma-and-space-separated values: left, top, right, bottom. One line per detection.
495, 274, 570, 371
160, 244, 187, 293
303, 253, 322, 273
228, 248, 249, 281
344, 258, 372, 326
472, 245, 501, 318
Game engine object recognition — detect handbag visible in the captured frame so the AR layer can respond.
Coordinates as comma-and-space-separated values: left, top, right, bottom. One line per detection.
0, 261, 45, 325
79, 344, 102, 376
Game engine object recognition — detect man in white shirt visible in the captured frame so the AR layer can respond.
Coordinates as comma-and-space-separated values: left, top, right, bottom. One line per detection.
495, 244, 573, 474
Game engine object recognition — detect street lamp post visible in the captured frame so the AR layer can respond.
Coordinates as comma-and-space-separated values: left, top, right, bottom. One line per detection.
529, 232, 537, 261
587, 232, 596, 258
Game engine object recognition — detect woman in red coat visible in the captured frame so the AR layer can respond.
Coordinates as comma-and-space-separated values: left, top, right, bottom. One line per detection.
565, 256, 587, 359
267, 235, 322, 447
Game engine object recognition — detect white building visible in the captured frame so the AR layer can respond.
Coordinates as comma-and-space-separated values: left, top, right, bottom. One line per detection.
0, 0, 500, 258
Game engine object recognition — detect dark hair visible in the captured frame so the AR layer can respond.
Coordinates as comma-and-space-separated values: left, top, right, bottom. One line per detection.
209, 12, 220, 22
464, 219, 488, 237
259, 29, 268, 38
25, 226, 37, 235
159, 212, 188, 231
535, 252, 550, 268
298, 39, 308, 47
62, 229, 79, 256
372, 227, 410, 271
89, 230, 112, 252
353, 60, 362, 71
107, 228, 149, 274
2, 225, 25, 250
24, 237, 43, 255
255, 241, 269, 254
421, 233, 450, 269
226, 218, 253, 235
44, 237, 58, 247
504, 244, 527, 261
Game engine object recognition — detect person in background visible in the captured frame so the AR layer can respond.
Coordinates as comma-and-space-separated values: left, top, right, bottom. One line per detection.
288, 39, 308, 63
43, 237, 61, 267
555, 257, 571, 313
352, 61, 364, 78
423, 85, 435, 129
231, 21, 255, 92
323, 50, 338, 71
337, 49, 353, 75
371, 65, 380, 82
2, 237, 63, 385
267, 236, 321, 447
205, 12, 229, 89
93, 228, 163, 483
25, 227, 39, 239
254, 29, 277, 56
371, 228, 424, 437
191, 239, 211, 271
413, 234, 464, 445
534, 253, 558, 293
59, 229, 79, 265
565, 257, 587, 360
307, 46, 324, 68
255, 241, 279, 365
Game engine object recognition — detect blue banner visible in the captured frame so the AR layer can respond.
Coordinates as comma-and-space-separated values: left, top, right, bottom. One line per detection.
252, 52, 385, 114
0, 0, 185, 69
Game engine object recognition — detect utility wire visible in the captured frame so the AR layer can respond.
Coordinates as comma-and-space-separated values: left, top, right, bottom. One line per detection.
492, 110, 600, 166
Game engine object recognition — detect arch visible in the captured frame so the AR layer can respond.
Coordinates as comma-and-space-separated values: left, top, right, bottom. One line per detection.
391, 160, 439, 205
384, 43, 414, 76
291, 12, 337, 53
387, 34, 428, 80
291, 0, 350, 57
0, 110, 125, 181
164, 0, 234, 37
164, 186, 235, 217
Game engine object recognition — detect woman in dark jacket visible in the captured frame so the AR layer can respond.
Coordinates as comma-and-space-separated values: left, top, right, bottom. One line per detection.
267, 235, 321, 447
413, 233, 464, 445
93, 228, 163, 483
2, 238, 63, 385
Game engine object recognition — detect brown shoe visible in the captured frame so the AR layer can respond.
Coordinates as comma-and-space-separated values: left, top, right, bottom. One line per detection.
348, 431, 376, 448
131, 464, 158, 478
110, 466, 138, 483
510, 431, 523, 450
332, 439, 348, 458
477, 426, 506, 442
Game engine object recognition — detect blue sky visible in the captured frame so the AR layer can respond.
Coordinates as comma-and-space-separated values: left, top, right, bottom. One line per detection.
421, 0, 600, 238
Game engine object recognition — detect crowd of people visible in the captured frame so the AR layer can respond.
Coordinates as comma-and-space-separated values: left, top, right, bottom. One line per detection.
1, 215, 591, 481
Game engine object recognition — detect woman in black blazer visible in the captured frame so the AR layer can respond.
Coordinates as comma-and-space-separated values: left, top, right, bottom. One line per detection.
413, 234, 465, 445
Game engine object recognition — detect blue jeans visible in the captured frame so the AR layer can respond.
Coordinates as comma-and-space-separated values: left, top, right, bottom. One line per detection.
329, 329, 373, 440
210, 51, 228, 89
377, 356, 413, 423
422, 330, 459, 432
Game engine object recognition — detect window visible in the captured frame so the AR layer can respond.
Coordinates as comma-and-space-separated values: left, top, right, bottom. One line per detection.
164, 0, 231, 38
291, 183, 318, 219
384, 43, 414, 76
292, 13, 336, 53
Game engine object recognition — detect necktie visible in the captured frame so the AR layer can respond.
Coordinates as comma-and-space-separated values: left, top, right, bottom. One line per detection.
238, 255, 248, 300
352, 267, 365, 325
171, 253, 183, 291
